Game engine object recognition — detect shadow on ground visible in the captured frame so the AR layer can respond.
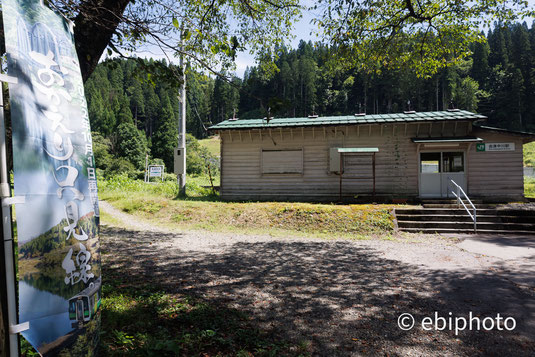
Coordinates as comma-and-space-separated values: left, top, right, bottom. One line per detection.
101, 226, 535, 356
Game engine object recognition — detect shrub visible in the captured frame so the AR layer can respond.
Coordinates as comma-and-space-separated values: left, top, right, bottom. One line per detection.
105, 158, 135, 177
92, 132, 114, 170
186, 134, 219, 176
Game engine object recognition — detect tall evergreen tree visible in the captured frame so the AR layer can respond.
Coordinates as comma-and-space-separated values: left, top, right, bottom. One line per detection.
151, 95, 178, 171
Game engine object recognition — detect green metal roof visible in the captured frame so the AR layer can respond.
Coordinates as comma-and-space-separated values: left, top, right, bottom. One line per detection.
209, 110, 486, 130
337, 148, 379, 153
473, 124, 535, 137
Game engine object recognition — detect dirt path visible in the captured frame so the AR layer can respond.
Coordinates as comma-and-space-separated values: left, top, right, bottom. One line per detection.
99, 201, 535, 356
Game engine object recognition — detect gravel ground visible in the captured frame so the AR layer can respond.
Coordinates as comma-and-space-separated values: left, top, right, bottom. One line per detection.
99, 201, 535, 356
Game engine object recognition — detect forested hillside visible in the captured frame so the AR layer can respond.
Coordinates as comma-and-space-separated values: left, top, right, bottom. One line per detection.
85, 22, 535, 173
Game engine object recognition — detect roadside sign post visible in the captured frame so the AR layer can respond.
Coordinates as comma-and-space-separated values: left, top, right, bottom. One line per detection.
146, 165, 164, 183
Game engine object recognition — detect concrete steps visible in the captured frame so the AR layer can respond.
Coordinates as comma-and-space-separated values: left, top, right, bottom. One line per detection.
422, 203, 491, 209
399, 228, 535, 235
395, 201, 535, 234
397, 214, 535, 224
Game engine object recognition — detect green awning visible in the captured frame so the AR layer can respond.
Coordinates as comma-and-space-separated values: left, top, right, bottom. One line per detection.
337, 148, 379, 153
411, 136, 483, 143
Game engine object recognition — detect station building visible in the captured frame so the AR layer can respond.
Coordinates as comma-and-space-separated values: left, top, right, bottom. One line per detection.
209, 110, 534, 202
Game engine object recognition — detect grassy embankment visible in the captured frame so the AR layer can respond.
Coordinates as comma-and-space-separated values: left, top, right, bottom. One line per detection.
99, 175, 395, 239
199, 136, 221, 157
99, 136, 395, 239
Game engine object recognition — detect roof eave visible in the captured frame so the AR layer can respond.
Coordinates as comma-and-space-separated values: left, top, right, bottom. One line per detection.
209, 116, 485, 131
473, 125, 535, 138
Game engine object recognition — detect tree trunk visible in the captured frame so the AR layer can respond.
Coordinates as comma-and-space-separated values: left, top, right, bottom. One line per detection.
74, 0, 131, 82
436, 77, 439, 111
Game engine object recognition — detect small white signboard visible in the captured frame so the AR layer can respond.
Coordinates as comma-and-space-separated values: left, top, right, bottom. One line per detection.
149, 166, 163, 177
146, 165, 164, 182
476, 143, 515, 152
485, 143, 515, 151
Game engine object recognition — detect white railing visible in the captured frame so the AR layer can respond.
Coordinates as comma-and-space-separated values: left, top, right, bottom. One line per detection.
449, 179, 477, 233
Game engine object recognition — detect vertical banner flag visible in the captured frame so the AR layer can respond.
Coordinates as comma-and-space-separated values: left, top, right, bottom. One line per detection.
2, 0, 101, 355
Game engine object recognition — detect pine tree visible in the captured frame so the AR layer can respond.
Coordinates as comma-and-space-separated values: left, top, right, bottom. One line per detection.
116, 94, 134, 125
471, 38, 490, 88
151, 95, 177, 171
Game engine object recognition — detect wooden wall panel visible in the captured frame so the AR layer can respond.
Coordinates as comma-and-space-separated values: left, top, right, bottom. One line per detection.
467, 130, 525, 199
219, 122, 525, 201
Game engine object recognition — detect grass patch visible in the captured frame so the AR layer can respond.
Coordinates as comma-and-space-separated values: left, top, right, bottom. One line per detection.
100, 267, 307, 356
99, 209, 124, 227
99, 175, 396, 238
526, 176, 535, 198
524, 142, 535, 167
199, 136, 220, 157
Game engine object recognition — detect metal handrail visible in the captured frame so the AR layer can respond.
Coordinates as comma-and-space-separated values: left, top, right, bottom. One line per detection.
449, 179, 477, 233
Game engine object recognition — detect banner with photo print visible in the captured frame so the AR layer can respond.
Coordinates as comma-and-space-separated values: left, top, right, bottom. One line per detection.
2, 0, 101, 355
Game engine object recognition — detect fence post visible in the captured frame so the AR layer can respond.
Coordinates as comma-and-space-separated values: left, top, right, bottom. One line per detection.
474, 208, 477, 233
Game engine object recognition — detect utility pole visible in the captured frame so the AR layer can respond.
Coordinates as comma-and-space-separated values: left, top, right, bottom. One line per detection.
177, 26, 187, 195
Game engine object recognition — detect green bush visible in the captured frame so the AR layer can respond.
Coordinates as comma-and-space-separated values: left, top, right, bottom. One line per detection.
100, 174, 179, 197
526, 176, 535, 198
92, 132, 114, 170
186, 134, 219, 176
524, 142, 535, 167
163, 173, 177, 181
105, 158, 136, 177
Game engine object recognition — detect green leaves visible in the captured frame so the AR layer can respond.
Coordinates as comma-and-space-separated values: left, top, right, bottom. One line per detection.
315, 0, 533, 77
183, 29, 192, 41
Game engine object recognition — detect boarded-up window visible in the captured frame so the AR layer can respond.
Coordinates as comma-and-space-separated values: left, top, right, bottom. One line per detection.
262, 149, 303, 174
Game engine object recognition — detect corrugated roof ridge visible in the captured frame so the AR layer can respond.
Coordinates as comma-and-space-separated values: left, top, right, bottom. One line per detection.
208, 110, 486, 130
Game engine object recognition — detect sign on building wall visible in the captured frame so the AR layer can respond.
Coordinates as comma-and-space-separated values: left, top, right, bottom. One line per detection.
2, 0, 101, 355
476, 143, 515, 152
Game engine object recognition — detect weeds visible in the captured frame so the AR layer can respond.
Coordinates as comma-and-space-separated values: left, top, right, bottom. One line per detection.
99, 271, 307, 356
526, 176, 535, 198
99, 173, 396, 238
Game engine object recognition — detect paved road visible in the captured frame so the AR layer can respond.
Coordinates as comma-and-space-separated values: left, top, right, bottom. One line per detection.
100, 201, 535, 356
454, 233, 535, 291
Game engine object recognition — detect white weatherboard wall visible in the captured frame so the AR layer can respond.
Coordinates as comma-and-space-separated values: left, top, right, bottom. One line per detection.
468, 130, 525, 200
219, 121, 474, 201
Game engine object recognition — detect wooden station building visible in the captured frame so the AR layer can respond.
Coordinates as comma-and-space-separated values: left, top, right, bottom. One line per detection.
209, 110, 535, 202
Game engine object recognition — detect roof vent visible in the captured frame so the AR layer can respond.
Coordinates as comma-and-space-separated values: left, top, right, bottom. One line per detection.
405, 100, 415, 114
354, 113, 366, 117
228, 109, 239, 121
308, 108, 318, 119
